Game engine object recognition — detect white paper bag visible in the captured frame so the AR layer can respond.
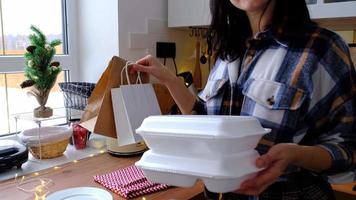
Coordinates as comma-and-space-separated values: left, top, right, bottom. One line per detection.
111, 61, 161, 146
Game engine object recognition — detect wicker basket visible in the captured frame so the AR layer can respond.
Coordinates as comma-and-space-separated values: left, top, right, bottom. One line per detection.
28, 138, 69, 159
19, 126, 72, 159
58, 82, 96, 110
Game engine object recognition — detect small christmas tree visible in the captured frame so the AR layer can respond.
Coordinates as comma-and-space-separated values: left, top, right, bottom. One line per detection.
20, 25, 62, 118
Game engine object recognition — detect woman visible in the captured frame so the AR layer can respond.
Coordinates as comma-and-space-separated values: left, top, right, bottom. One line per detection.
132, 0, 356, 199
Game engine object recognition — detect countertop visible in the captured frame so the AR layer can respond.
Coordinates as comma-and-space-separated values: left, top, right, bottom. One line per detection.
0, 153, 204, 200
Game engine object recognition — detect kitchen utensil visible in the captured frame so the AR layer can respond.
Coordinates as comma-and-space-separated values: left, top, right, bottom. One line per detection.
193, 36, 202, 89
200, 36, 207, 64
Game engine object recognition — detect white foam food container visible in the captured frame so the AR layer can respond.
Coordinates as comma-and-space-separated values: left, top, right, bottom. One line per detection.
136, 150, 262, 193
136, 115, 269, 156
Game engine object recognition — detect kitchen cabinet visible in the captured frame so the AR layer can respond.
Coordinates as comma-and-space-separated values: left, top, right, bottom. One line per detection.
306, 0, 318, 4
308, 0, 356, 19
168, 0, 356, 28
168, 0, 210, 27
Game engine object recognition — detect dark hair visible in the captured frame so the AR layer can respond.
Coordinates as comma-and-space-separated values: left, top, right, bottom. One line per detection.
207, 0, 314, 61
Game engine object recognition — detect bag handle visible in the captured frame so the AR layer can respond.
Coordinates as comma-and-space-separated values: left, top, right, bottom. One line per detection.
120, 61, 142, 85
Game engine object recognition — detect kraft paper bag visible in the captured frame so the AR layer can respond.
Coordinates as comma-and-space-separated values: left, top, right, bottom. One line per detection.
111, 62, 161, 146
80, 56, 148, 138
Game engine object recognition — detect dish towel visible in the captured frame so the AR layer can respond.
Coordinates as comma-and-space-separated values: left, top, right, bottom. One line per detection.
94, 165, 170, 199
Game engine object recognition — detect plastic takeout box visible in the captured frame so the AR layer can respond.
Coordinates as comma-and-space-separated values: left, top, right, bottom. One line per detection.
136, 115, 270, 156
136, 150, 262, 193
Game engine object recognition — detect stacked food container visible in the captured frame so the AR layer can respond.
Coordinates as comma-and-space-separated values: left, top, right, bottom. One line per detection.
135, 115, 270, 193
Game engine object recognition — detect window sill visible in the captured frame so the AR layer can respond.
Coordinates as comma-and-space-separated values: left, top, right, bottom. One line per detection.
0, 133, 108, 182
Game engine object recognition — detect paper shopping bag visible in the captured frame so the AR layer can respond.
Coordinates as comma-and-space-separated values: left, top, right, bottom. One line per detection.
111, 63, 161, 146
80, 56, 148, 138
152, 84, 175, 114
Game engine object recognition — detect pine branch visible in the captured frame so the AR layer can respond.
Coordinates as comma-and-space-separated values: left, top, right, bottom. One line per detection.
34, 46, 49, 71
29, 34, 43, 47
50, 39, 61, 47
46, 48, 56, 66
30, 25, 46, 46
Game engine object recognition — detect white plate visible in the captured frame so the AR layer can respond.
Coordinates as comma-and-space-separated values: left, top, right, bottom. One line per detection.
46, 187, 112, 200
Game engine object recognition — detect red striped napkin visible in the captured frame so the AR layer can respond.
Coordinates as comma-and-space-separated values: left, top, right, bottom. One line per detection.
94, 165, 170, 198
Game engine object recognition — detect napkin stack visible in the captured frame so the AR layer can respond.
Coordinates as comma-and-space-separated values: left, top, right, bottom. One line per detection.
94, 165, 169, 198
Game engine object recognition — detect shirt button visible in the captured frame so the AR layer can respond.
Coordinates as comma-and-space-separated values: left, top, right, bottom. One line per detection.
260, 34, 267, 39
248, 50, 255, 57
267, 96, 275, 106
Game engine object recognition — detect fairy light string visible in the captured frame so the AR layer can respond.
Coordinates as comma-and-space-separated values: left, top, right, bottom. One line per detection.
0, 150, 107, 199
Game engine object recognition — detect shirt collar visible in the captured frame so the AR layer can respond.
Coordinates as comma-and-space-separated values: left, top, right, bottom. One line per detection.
253, 27, 290, 48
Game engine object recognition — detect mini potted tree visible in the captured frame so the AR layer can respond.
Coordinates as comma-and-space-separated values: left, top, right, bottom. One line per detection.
20, 25, 62, 118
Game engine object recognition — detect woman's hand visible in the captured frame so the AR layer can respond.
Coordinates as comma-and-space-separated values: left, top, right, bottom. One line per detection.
132, 54, 196, 114
132, 55, 177, 85
237, 143, 300, 196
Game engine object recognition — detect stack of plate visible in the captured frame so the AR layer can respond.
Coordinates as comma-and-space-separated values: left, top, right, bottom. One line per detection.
135, 115, 270, 193
0, 140, 28, 172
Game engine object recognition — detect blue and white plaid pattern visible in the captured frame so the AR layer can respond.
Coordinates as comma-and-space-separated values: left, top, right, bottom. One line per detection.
193, 24, 356, 188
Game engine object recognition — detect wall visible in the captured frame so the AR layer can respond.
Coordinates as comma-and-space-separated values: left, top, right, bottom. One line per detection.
76, 0, 119, 82
336, 31, 354, 43
335, 30, 356, 68
76, 0, 210, 85
118, 0, 209, 85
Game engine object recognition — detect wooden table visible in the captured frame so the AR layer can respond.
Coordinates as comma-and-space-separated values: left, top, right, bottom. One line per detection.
332, 182, 356, 200
1, 153, 354, 200
0, 153, 204, 200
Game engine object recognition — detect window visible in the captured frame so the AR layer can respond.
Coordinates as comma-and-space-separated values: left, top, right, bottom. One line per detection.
0, 0, 77, 136
0, 71, 69, 135
0, 0, 66, 55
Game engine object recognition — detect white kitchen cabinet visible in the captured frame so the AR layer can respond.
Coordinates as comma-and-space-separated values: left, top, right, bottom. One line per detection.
308, 0, 356, 19
168, 0, 356, 27
168, 0, 211, 27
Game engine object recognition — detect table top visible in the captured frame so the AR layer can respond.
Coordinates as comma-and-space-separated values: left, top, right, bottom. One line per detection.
332, 182, 356, 196
0, 151, 354, 199
0, 153, 204, 200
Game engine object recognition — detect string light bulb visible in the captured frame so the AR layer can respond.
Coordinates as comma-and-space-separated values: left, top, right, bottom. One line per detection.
11, 149, 108, 199
17, 178, 53, 200
14, 173, 18, 183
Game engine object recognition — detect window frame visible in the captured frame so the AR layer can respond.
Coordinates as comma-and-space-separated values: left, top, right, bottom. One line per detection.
0, 0, 78, 81
0, 0, 78, 137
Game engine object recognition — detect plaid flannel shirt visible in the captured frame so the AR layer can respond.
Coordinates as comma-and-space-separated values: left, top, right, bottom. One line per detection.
193, 24, 356, 186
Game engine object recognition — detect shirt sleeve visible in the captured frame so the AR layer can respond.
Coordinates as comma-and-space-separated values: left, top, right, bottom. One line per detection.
307, 35, 356, 177
190, 58, 225, 115
191, 96, 207, 115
